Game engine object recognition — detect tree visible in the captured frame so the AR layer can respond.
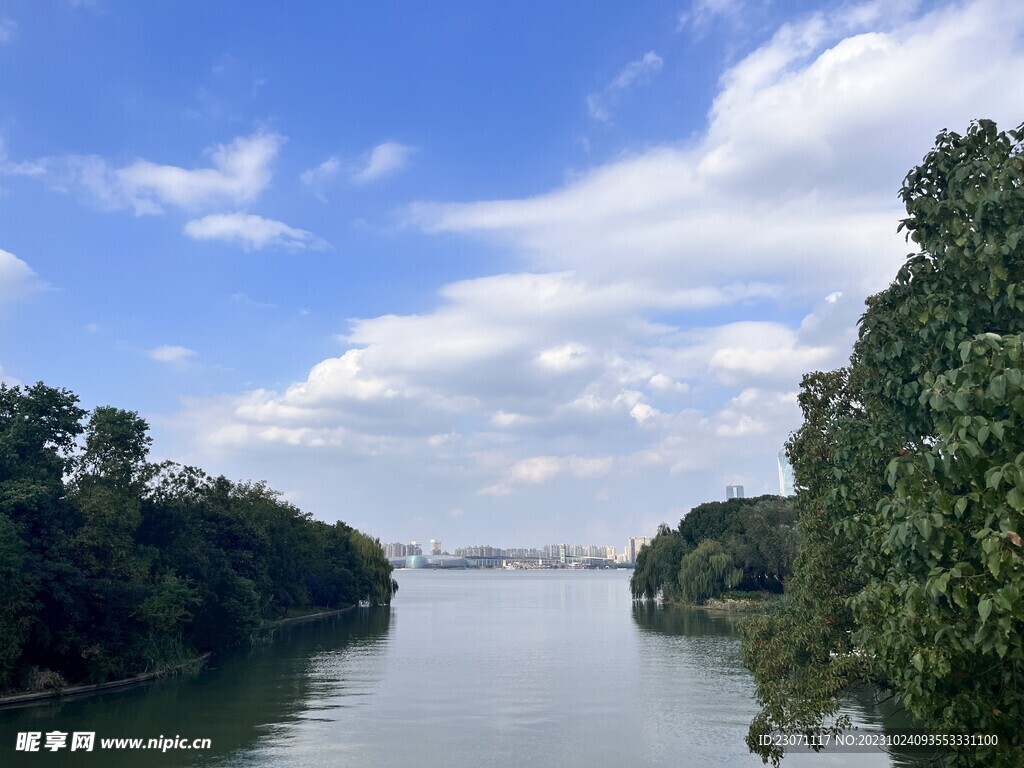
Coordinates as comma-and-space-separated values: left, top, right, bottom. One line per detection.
630, 524, 691, 600
742, 120, 1024, 767
677, 539, 743, 604
70, 407, 152, 579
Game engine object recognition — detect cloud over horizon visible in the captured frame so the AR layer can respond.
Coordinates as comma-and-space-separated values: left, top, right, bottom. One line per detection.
166, 0, 1024, 542
4, 0, 1021, 547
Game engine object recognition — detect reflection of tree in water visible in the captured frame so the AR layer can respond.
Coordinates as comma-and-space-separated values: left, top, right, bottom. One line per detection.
631, 602, 740, 638
0, 608, 393, 767
631, 604, 931, 767
836, 683, 934, 768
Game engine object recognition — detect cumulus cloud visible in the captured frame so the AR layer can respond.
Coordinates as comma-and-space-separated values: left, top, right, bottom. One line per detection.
170, 0, 1024, 535
184, 213, 325, 250
352, 141, 416, 183
587, 51, 663, 122
416, 1, 1024, 300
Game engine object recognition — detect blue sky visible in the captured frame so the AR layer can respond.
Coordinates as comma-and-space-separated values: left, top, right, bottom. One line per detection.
1, 0, 1022, 551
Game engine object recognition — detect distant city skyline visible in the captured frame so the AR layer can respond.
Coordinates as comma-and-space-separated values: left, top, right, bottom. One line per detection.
385, 537, 652, 564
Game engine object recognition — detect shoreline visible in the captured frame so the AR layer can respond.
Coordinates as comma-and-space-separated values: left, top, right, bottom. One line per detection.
0, 604, 358, 710
0, 653, 212, 710
268, 604, 357, 626
658, 595, 778, 613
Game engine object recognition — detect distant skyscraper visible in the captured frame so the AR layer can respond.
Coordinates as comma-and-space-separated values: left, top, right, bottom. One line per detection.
626, 536, 652, 563
777, 449, 795, 496
430, 539, 441, 555
726, 484, 745, 500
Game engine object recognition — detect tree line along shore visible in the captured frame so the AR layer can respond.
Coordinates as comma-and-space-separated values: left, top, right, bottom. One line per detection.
0, 385, 397, 697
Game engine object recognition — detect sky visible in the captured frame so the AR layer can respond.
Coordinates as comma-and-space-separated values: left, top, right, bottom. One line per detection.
1, 0, 1022, 551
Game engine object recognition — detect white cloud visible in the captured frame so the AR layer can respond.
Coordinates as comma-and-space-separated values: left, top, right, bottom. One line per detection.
117, 132, 282, 213
481, 454, 615, 496
300, 142, 415, 197
713, 389, 799, 438
300, 156, 341, 200
17, 131, 282, 216
0, 248, 46, 305
0, 138, 46, 177
184, 213, 325, 251
353, 141, 416, 184
677, 0, 744, 32
416, 1, 1024, 300
536, 343, 592, 373
648, 373, 689, 395
148, 345, 197, 367
587, 51, 663, 122
168, 0, 1024, 541
490, 411, 532, 428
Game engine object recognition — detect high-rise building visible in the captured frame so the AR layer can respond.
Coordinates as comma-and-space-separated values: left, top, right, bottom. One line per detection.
626, 536, 652, 563
726, 484, 745, 500
777, 449, 795, 496
430, 539, 441, 555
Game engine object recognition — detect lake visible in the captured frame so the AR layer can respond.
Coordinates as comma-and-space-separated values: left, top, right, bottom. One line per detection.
0, 569, 921, 767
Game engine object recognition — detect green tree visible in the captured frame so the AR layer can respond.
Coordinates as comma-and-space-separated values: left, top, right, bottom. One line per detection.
742, 120, 1024, 767
677, 539, 743, 604
0, 512, 32, 689
630, 524, 691, 600
70, 407, 152, 579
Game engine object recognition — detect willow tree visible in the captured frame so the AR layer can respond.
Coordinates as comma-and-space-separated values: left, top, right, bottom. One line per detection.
742, 120, 1024, 767
678, 539, 743, 604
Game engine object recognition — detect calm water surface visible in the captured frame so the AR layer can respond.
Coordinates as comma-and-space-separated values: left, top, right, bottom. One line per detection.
1, 570, 918, 767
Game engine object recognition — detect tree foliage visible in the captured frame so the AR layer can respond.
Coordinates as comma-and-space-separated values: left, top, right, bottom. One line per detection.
742, 120, 1024, 767
677, 539, 743, 604
630, 524, 692, 600
0, 383, 396, 693
630, 496, 798, 601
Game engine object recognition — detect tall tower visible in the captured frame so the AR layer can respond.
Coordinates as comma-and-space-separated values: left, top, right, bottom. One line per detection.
777, 449, 795, 496
430, 539, 441, 555
726, 484, 745, 500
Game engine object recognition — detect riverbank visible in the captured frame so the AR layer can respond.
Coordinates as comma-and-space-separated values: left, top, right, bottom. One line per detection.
0, 653, 212, 710
661, 592, 781, 613
700, 597, 769, 612
0, 605, 359, 710
269, 605, 356, 626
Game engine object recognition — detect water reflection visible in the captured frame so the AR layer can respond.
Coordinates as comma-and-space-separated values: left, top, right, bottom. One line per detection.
0, 608, 391, 767
631, 602, 928, 768
632, 600, 741, 637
